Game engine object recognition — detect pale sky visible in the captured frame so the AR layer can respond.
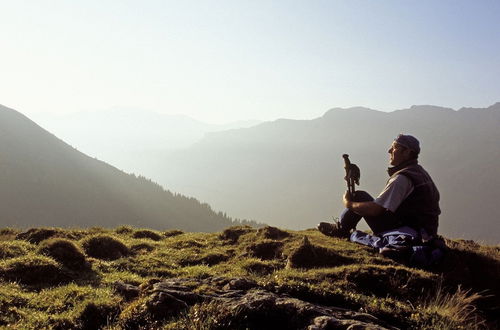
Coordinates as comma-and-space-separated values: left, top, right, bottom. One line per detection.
1, 0, 499, 123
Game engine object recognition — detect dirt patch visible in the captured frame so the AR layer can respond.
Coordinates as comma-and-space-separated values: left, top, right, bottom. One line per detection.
257, 226, 291, 240
287, 237, 354, 269
219, 226, 254, 243
247, 240, 284, 260
38, 238, 88, 270
133, 230, 163, 241
81, 235, 130, 260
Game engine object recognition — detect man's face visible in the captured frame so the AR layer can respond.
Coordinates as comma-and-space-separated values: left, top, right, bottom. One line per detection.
388, 142, 411, 166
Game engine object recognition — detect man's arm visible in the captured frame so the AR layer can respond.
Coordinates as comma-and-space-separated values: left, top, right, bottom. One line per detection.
343, 191, 385, 217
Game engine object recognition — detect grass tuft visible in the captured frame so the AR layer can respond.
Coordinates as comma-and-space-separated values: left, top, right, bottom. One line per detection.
286, 236, 354, 269
38, 238, 88, 270
0, 228, 21, 241
115, 225, 135, 235
257, 226, 291, 240
0, 255, 71, 285
415, 284, 486, 329
0, 240, 35, 259
219, 225, 254, 243
163, 230, 184, 238
81, 235, 130, 260
15, 228, 61, 244
133, 229, 163, 241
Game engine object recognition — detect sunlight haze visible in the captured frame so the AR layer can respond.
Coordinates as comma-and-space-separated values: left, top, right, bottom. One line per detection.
1, 0, 499, 123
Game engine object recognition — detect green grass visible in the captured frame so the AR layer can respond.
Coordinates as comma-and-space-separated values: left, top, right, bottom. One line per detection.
0, 240, 35, 259
0, 225, 498, 329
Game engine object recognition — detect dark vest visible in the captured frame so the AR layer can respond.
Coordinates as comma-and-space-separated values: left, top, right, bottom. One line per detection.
388, 161, 441, 237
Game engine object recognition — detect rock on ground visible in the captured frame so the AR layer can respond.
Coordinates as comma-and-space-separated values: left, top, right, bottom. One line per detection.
119, 276, 399, 329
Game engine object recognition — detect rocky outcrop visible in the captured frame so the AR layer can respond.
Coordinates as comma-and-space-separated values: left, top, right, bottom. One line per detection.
118, 276, 398, 329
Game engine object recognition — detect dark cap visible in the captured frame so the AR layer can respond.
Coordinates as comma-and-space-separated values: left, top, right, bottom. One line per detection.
394, 134, 420, 154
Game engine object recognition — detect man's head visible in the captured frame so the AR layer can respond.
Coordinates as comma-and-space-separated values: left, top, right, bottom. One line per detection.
388, 134, 420, 166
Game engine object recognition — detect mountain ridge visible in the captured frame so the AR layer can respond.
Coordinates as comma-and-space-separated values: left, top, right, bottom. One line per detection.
148, 103, 500, 244
0, 104, 255, 231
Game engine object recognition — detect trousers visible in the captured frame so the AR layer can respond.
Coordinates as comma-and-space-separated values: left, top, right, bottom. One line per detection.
340, 190, 402, 235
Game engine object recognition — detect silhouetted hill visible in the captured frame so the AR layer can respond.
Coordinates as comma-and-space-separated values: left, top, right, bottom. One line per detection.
149, 103, 500, 244
0, 104, 253, 231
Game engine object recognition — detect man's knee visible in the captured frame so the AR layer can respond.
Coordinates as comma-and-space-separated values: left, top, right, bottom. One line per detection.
352, 190, 373, 202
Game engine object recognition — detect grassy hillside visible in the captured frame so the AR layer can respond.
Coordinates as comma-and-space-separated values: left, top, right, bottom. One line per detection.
0, 226, 498, 329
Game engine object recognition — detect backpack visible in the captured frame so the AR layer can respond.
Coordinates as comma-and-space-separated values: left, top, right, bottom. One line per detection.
350, 227, 446, 268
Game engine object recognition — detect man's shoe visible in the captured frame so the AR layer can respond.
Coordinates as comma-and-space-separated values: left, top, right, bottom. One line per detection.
317, 221, 350, 238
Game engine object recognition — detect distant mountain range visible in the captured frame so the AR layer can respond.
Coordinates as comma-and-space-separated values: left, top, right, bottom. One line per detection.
32, 108, 261, 174
9, 103, 499, 244
0, 104, 256, 231
140, 103, 499, 244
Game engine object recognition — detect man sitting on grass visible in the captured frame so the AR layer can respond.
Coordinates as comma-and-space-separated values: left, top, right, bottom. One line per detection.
318, 134, 441, 258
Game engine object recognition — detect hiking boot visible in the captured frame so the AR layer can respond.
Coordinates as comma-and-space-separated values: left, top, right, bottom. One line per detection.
317, 221, 350, 238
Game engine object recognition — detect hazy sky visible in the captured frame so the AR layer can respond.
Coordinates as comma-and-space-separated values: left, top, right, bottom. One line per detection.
1, 0, 499, 123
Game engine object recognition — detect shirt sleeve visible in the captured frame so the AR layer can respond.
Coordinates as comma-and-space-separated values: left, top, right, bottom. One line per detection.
374, 174, 414, 213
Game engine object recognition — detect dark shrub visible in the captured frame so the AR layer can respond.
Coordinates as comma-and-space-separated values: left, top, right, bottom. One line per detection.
133, 230, 162, 241
0, 255, 71, 285
38, 238, 88, 270
16, 228, 60, 244
81, 235, 130, 260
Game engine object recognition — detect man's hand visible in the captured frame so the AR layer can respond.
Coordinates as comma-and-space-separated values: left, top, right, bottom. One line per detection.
343, 191, 385, 217
343, 191, 353, 209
